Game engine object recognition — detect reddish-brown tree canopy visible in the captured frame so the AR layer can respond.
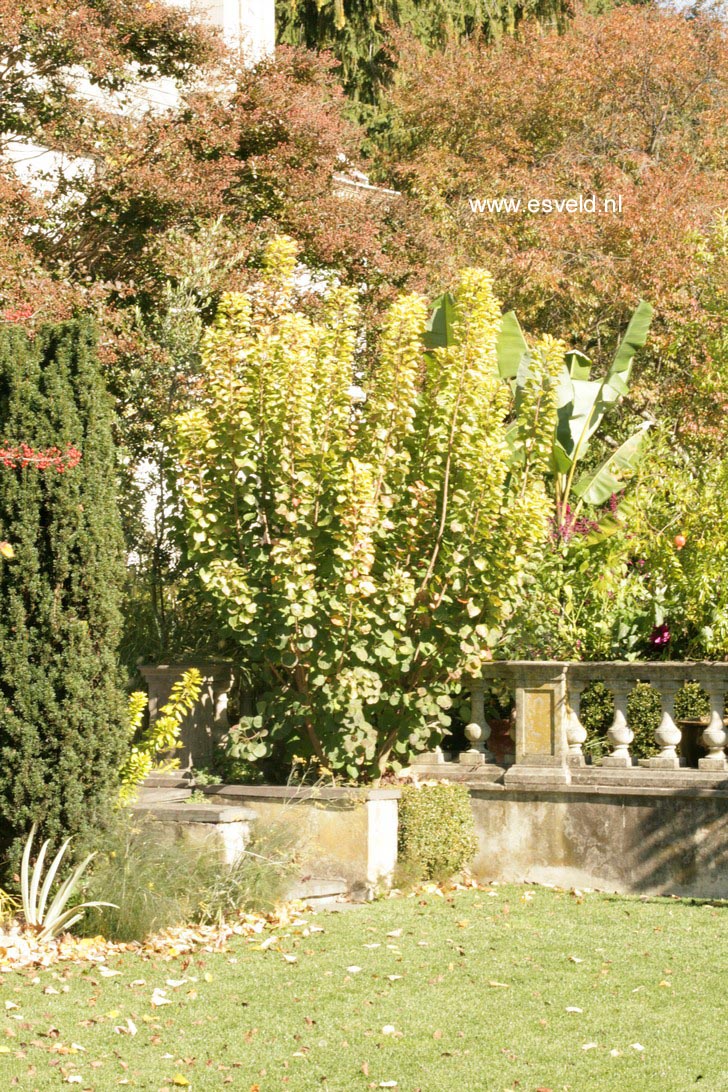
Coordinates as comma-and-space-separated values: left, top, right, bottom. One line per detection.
376, 7, 728, 364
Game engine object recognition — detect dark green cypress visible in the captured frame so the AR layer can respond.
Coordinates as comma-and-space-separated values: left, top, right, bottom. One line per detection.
276, 0, 571, 119
0, 319, 127, 866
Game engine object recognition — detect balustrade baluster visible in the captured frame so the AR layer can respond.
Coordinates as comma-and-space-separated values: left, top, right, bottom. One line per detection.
648, 678, 683, 768
460, 679, 494, 764
699, 681, 727, 771
602, 680, 634, 766
566, 678, 587, 765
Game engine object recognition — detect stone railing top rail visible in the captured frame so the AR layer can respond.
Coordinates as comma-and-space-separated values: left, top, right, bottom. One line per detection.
478, 660, 728, 682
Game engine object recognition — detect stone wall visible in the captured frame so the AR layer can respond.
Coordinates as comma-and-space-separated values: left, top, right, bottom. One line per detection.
138, 769, 727, 900
467, 773, 728, 899
202, 784, 400, 899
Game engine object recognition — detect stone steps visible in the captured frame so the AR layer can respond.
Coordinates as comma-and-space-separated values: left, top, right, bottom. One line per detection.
135, 785, 193, 805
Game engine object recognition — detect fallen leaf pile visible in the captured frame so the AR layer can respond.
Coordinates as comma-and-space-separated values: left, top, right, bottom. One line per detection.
0, 875, 531, 974
0, 903, 315, 973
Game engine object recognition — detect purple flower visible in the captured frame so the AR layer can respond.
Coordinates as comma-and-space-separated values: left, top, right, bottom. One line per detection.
550, 504, 600, 544
649, 623, 671, 647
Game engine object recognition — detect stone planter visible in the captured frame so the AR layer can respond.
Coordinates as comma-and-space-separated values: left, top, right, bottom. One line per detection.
139, 660, 234, 768
131, 799, 256, 865
677, 719, 708, 768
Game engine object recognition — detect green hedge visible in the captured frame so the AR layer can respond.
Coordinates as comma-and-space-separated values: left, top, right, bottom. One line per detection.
398, 783, 477, 882
0, 320, 127, 867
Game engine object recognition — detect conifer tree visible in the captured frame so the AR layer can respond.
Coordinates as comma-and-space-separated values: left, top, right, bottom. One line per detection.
0, 318, 127, 863
276, 0, 569, 114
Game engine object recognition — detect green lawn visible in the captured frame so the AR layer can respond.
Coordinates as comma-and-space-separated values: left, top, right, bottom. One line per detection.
2, 884, 726, 1091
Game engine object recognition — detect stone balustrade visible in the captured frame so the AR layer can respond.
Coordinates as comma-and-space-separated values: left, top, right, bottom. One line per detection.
463, 661, 727, 776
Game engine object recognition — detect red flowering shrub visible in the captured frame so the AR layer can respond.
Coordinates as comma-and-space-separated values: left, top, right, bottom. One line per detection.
0, 443, 81, 473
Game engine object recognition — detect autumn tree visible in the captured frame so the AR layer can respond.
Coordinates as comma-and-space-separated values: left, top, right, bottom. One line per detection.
374, 6, 728, 442
0, 4, 408, 661
276, 0, 571, 121
0, 0, 217, 147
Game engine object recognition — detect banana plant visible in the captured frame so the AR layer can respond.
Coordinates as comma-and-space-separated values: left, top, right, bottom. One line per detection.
425, 295, 653, 533
496, 301, 653, 530
20, 824, 117, 940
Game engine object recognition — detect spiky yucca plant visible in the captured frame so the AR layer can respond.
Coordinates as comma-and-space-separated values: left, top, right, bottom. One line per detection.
20, 824, 116, 940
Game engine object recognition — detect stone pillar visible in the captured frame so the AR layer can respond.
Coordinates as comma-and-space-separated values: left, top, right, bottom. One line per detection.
647, 678, 683, 768
496, 662, 570, 786
139, 660, 235, 770
459, 679, 494, 764
602, 680, 634, 767
512, 663, 569, 766
566, 677, 587, 766
699, 681, 727, 771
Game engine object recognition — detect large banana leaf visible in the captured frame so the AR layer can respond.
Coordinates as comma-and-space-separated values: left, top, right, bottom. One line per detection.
553, 301, 653, 485
584, 300, 653, 445
582, 493, 639, 546
423, 292, 457, 351
566, 349, 591, 381
571, 422, 650, 507
554, 377, 602, 469
496, 311, 529, 380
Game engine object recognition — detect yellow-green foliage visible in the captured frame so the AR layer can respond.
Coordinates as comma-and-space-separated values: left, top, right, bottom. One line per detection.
119, 669, 203, 803
172, 237, 560, 778
398, 782, 478, 881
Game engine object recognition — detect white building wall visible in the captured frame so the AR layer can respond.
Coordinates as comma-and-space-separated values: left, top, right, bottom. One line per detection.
194, 0, 275, 59
4, 1, 275, 189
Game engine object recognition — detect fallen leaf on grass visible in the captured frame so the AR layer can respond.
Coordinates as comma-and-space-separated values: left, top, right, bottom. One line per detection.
488, 981, 510, 989
346, 967, 362, 974
565, 1007, 583, 1013
630, 1043, 645, 1052
382, 1026, 397, 1035
113, 1020, 137, 1037
151, 989, 172, 1007
172, 1076, 190, 1087
581, 1043, 598, 1051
